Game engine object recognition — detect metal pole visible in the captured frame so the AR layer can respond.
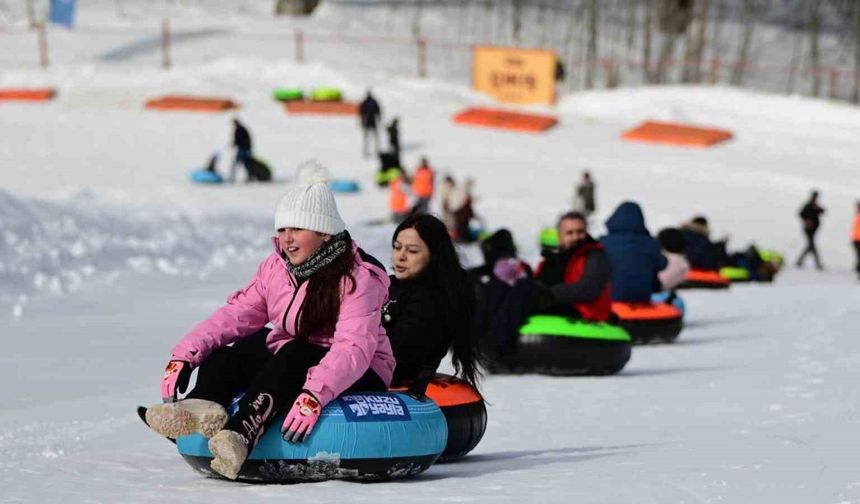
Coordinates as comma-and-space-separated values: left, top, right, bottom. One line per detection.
38, 22, 48, 68
417, 37, 427, 78
295, 29, 305, 63
161, 18, 171, 69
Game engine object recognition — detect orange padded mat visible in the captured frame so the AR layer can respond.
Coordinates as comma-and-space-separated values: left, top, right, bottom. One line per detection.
145, 95, 238, 112
0, 88, 56, 101
453, 107, 558, 133
622, 120, 733, 148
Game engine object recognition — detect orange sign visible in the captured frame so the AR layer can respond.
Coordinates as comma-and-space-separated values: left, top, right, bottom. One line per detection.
472, 45, 557, 106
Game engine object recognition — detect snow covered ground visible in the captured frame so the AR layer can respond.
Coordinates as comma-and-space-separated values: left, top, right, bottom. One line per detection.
2, 3, 860, 503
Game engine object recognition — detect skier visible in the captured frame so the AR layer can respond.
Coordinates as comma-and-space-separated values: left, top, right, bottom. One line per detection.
410, 157, 434, 214
796, 190, 825, 270
359, 91, 382, 158
383, 213, 483, 389
144, 169, 394, 480
386, 117, 401, 158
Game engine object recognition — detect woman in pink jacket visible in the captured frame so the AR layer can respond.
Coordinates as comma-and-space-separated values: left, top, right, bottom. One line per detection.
143, 173, 395, 480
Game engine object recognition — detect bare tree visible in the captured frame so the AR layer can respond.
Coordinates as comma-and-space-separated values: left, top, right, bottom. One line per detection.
644, 0, 655, 82
808, 0, 822, 96
682, 0, 711, 82
730, 0, 759, 86
585, 0, 599, 88
854, 0, 860, 102
512, 0, 523, 44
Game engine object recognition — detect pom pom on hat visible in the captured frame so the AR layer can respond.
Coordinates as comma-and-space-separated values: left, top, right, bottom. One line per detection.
274, 160, 345, 235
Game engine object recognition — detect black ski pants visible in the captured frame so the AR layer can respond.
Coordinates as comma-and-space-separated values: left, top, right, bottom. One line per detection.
187, 328, 385, 448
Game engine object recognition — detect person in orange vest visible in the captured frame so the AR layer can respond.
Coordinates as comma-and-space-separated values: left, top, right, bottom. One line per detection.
853, 201, 860, 279
410, 157, 435, 214
389, 173, 410, 224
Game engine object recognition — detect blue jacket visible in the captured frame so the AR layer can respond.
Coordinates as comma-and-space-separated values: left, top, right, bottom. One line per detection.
600, 202, 668, 302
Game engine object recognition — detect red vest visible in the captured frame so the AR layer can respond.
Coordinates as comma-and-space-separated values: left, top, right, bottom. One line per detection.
540, 242, 611, 322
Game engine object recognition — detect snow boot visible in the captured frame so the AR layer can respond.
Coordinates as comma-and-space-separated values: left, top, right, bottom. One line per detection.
144, 399, 228, 439
208, 429, 248, 480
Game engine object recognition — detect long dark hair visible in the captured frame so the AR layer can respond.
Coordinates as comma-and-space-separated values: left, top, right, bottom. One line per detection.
296, 239, 356, 340
392, 213, 484, 386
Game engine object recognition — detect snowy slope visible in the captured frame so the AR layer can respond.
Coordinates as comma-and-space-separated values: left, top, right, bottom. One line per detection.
2, 3, 860, 504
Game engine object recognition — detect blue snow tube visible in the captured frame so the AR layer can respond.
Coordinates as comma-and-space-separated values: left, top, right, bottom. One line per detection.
651, 292, 686, 317
329, 179, 360, 193
190, 170, 223, 184
175, 392, 447, 482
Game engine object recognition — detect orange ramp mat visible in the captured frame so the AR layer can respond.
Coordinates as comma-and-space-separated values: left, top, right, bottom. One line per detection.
145, 95, 238, 112
453, 107, 558, 133
622, 120, 733, 148
284, 100, 359, 115
0, 88, 56, 102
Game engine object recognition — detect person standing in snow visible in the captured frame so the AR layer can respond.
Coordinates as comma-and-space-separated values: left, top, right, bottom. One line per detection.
599, 201, 668, 302
383, 213, 483, 389
573, 171, 596, 218
796, 190, 825, 270
386, 117, 401, 158
144, 169, 394, 480
388, 172, 411, 224
852, 201, 860, 279
228, 118, 253, 183
359, 91, 382, 158
410, 157, 434, 215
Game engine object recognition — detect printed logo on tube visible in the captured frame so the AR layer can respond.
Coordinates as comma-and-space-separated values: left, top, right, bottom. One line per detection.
339, 394, 411, 422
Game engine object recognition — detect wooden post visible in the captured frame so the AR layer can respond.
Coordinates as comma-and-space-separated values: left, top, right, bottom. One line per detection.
416, 37, 427, 78
37, 22, 48, 68
710, 57, 720, 84
828, 68, 839, 99
604, 60, 615, 88
161, 18, 171, 70
295, 29, 305, 63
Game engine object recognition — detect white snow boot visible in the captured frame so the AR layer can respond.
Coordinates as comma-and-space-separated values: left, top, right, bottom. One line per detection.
144, 399, 228, 439
208, 429, 248, 480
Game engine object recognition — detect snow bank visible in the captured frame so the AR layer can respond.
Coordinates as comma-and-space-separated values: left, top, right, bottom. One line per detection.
0, 189, 270, 315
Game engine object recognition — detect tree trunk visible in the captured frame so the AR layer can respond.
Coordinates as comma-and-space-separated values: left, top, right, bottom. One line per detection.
512, 0, 522, 44
585, 0, 598, 89
627, 0, 638, 63
643, 0, 655, 83
656, 34, 676, 84
809, 0, 822, 97
854, 0, 860, 102
785, 15, 804, 94
730, 0, 756, 86
412, 0, 423, 39
682, 0, 710, 82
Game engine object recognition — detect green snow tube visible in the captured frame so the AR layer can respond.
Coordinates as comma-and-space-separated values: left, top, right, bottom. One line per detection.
272, 88, 304, 102
515, 315, 632, 376
375, 167, 403, 186
719, 266, 751, 282
539, 227, 559, 248
310, 87, 343, 102
759, 249, 784, 266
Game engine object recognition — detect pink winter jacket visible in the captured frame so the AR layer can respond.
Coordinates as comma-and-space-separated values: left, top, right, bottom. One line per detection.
658, 251, 691, 291
171, 239, 396, 407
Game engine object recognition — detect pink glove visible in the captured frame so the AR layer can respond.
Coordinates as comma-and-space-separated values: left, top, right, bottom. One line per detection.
493, 258, 526, 286
160, 359, 190, 403
281, 392, 322, 443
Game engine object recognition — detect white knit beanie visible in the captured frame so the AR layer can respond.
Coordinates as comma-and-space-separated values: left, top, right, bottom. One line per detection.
274, 161, 345, 235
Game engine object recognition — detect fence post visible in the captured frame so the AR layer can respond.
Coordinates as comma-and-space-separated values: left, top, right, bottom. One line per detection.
603, 60, 615, 88
295, 29, 305, 63
710, 57, 720, 85
828, 68, 838, 99
161, 18, 171, 70
37, 22, 48, 68
416, 37, 427, 78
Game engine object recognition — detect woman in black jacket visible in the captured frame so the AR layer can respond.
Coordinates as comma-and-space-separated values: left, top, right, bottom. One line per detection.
383, 213, 483, 388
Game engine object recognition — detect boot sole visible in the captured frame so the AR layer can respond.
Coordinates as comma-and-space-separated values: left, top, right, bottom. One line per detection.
208, 434, 247, 480
145, 404, 227, 439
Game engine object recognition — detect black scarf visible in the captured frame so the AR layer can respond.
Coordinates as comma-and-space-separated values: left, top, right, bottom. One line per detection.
286, 230, 351, 279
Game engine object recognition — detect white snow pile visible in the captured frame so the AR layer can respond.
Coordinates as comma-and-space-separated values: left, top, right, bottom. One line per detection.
0, 189, 270, 311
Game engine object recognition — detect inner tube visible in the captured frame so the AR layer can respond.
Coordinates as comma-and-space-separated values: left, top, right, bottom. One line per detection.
611, 302, 683, 344
190, 170, 222, 184
651, 292, 686, 316
719, 266, 751, 282
539, 226, 559, 248
517, 315, 632, 375
677, 269, 730, 290
759, 249, 784, 267
329, 179, 360, 193
310, 87, 343, 102
273, 88, 304, 102
375, 167, 403, 186
175, 392, 447, 482
423, 374, 487, 463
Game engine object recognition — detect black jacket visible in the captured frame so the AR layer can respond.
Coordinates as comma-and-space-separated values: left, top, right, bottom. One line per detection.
383, 275, 449, 386
799, 202, 824, 231
233, 123, 252, 151
359, 96, 381, 129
